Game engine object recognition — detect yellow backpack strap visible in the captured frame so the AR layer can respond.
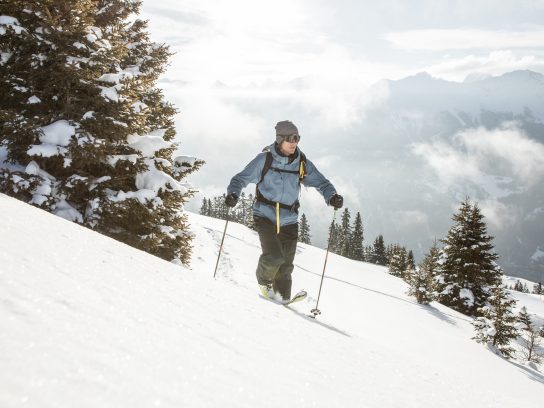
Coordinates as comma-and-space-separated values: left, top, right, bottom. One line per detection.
276, 202, 280, 234
299, 152, 307, 181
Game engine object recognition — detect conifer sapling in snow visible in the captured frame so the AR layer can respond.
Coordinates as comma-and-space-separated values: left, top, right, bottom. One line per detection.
472, 285, 518, 359
407, 242, 439, 304
516, 306, 543, 364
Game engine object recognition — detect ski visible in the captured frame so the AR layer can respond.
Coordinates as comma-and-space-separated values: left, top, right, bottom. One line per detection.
284, 290, 307, 305
260, 290, 307, 306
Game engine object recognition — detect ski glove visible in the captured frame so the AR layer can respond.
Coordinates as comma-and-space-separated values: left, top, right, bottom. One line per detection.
329, 194, 343, 209
225, 192, 238, 207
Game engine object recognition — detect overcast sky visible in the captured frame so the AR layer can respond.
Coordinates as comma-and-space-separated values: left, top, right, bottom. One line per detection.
139, 0, 544, 212
141, 0, 544, 86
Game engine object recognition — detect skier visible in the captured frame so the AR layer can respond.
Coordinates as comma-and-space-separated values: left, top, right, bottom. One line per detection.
225, 120, 343, 303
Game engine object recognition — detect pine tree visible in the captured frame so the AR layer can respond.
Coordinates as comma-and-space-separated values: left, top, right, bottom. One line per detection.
200, 197, 209, 216
407, 243, 439, 304
388, 245, 407, 278
0, 1, 203, 263
212, 195, 228, 220
236, 192, 248, 224
364, 245, 373, 262
517, 306, 543, 364
435, 199, 503, 316
385, 244, 394, 262
206, 198, 213, 217
513, 280, 524, 292
328, 219, 340, 253
407, 250, 416, 270
372, 235, 387, 266
219, 194, 229, 220
338, 208, 352, 257
533, 282, 543, 295
350, 212, 364, 261
473, 285, 518, 359
244, 193, 255, 229
298, 213, 311, 244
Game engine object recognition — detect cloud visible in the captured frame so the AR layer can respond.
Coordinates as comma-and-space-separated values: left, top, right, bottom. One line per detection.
425, 51, 544, 82
479, 199, 518, 230
459, 123, 544, 185
392, 210, 429, 227
142, 0, 404, 133
411, 141, 481, 186
384, 28, 544, 51
412, 122, 544, 189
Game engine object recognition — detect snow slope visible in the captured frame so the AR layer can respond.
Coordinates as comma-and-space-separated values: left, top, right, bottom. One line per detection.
1, 193, 543, 408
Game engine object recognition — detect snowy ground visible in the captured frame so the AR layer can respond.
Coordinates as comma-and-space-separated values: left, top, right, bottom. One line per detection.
1, 193, 543, 408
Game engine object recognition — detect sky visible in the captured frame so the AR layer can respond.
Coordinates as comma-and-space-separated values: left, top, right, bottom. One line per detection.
138, 0, 544, 245
141, 0, 544, 87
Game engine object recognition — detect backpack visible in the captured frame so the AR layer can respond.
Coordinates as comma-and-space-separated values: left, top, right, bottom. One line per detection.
255, 148, 307, 213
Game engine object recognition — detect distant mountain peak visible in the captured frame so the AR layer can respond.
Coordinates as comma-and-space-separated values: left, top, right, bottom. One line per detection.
398, 71, 436, 82
463, 72, 492, 83
495, 69, 544, 81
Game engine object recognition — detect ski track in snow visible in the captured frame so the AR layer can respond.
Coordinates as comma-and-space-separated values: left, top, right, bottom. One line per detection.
1, 193, 543, 408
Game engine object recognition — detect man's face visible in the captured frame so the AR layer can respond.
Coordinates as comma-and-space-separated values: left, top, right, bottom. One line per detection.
279, 140, 298, 156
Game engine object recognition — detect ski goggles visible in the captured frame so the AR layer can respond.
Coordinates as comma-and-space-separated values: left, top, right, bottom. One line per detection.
278, 134, 300, 143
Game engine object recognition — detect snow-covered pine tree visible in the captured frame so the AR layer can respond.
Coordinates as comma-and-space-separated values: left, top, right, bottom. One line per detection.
513, 280, 524, 292
209, 197, 219, 218
472, 285, 518, 359
435, 199, 503, 317
298, 213, 311, 244
533, 282, 543, 295
517, 306, 543, 364
0, 1, 203, 264
236, 192, 248, 224
388, 245, 407, 278
407, 243, 439, 304
213, 195, 228, 220
241, 193, 255, 229
385, 244, 394, 262
350, 211, 364, 261
338, 208, 352, 258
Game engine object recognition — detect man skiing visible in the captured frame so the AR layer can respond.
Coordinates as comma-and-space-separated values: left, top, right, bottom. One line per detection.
225, 120, 343, 304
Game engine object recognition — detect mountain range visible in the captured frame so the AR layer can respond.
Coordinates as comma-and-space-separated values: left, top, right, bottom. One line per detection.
311, 69, 544, 282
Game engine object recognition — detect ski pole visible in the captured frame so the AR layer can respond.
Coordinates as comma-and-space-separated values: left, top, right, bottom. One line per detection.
213, 209, 230, 279
310, 208, 338, 318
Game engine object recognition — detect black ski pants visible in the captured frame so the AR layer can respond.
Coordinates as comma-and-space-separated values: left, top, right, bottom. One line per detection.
254, 216, 298, 300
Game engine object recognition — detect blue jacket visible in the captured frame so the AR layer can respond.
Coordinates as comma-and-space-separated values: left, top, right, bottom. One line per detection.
227, 143, 337, 226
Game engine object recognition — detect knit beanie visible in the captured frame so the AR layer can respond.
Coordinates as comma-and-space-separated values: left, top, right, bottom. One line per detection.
275, 120, 299, 144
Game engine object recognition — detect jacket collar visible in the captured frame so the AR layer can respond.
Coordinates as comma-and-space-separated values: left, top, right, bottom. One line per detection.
271, 142, 299, 164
